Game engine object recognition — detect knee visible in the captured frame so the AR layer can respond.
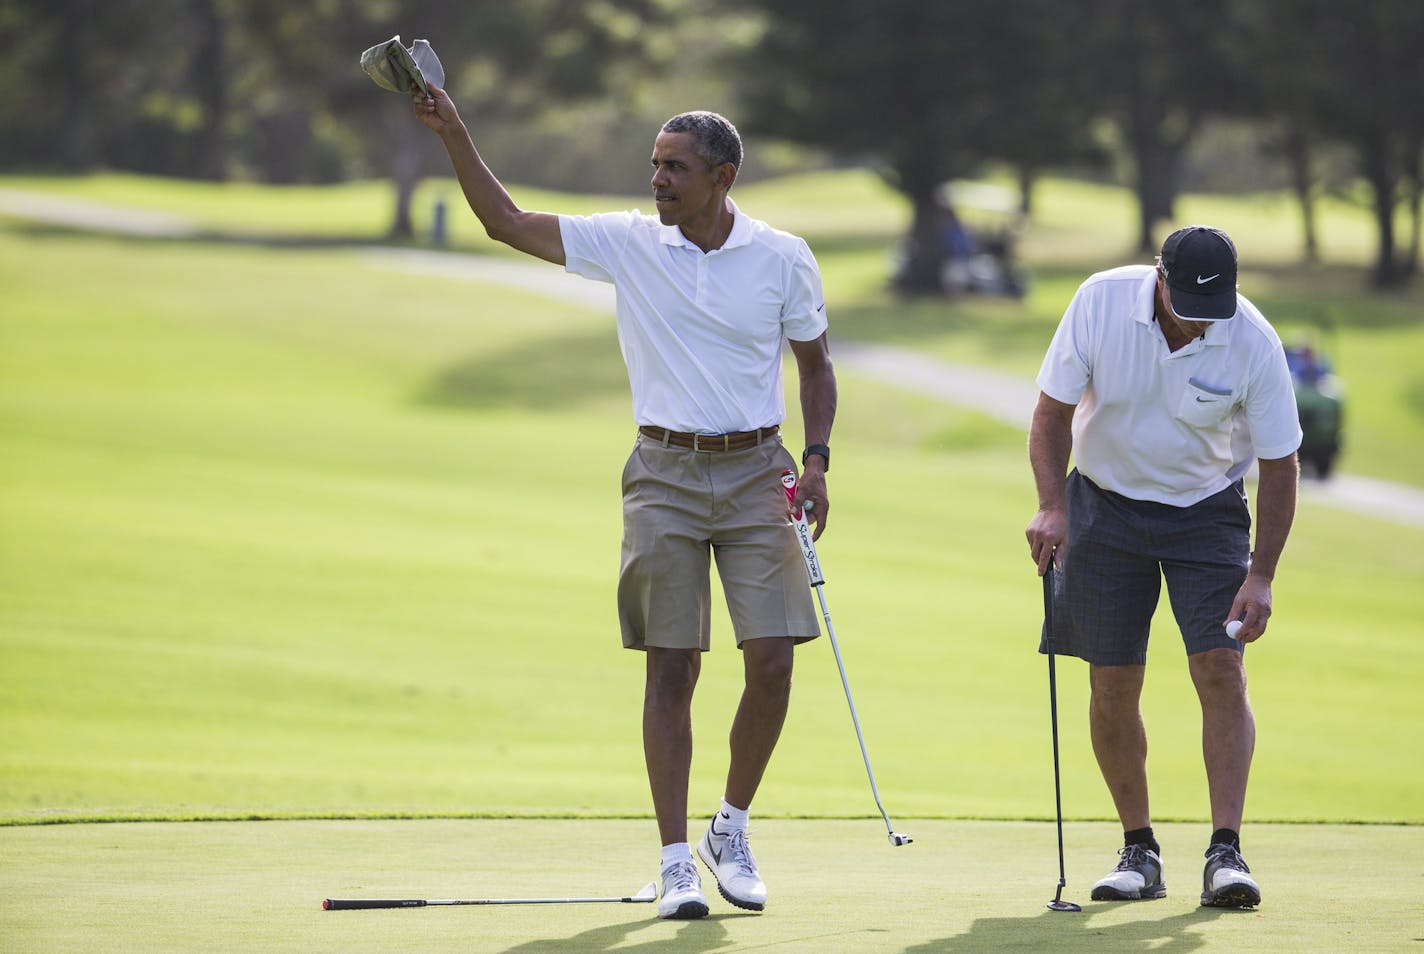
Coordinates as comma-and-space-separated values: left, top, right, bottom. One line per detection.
1089, 665, 1144, 712
1191, 648, 1247, 697
646, 650, 699, 708
744, 641, 794, 697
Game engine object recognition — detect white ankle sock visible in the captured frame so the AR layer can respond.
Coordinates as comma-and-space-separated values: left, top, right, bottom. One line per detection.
718, 798, 749, 830
661, 842, 693, 869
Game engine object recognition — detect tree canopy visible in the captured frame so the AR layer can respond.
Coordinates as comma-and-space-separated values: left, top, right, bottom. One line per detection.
3, 0, 1419, 283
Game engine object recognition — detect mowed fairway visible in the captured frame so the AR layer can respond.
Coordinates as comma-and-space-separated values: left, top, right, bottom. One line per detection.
2, 177, 1423, 951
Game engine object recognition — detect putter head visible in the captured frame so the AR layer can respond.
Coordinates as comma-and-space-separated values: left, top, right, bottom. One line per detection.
888, 832, 913, 846
1047, 899, 1082, 912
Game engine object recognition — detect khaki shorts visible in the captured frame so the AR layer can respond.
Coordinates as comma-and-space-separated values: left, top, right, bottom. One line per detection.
618, 434, 821, 651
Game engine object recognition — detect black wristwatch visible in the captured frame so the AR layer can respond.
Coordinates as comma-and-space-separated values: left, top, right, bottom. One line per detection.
802, 443, 831, 471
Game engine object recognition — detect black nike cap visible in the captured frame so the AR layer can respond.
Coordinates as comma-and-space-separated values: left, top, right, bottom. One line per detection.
1160, 225, 1239, 320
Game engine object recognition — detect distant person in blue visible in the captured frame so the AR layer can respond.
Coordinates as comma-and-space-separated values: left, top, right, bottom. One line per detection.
411, 82, 837, 921
937, 202, 976, 293
1284, 344, 1328, 384
1026, 226, 1301, 910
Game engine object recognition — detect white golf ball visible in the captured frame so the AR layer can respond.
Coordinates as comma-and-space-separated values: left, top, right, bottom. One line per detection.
1225, 620, 1243, 640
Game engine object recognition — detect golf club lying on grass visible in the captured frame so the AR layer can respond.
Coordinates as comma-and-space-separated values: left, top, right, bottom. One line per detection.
1041, 562, 1081, 912
323, 881, 657, 910
780, 470, 911, 847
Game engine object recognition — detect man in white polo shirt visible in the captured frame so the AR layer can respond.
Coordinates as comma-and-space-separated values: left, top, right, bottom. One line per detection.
1025, 226, 1301, 910
413, 85, 835, 920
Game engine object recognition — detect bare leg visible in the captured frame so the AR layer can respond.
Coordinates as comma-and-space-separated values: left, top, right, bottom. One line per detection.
1188, 648, 1254, 831
644, 647, 701, 846
1088, 663, 1151, 831
723, 637, 795, 809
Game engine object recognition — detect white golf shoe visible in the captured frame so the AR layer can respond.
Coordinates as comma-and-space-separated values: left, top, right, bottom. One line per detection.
657, 860, 708, 920
696, 816, 767, 911
1090, 844, 1166, 901
1200, 843, 1261, 908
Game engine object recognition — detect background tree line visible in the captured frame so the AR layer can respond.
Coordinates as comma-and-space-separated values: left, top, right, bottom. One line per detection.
3, 0, 1419, 288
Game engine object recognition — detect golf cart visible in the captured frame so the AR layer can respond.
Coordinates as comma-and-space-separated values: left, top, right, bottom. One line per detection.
891, 182, 1029, 298
1284, 343, 1344, 478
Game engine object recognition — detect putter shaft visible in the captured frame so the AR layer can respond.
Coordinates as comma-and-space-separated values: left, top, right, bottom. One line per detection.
815, 583, 911, 846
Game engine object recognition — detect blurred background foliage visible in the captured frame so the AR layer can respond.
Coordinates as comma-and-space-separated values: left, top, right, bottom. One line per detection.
2, 0, 1420, 287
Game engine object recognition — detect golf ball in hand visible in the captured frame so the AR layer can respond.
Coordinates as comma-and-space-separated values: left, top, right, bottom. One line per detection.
1225, 620, 1243, 640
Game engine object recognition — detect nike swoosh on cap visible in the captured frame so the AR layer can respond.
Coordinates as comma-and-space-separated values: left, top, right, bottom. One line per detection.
1196, 274, 1221, 284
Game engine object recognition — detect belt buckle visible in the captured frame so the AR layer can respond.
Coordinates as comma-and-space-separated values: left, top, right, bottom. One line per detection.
692, 433, 730, 452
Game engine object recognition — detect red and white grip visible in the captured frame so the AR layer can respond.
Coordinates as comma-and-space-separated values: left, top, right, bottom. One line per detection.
780, 469, 824, 586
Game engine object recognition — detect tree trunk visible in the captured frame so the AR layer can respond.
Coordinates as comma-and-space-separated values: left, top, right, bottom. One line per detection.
1285, 127, 1319, 264
888, 145, 947, 295
193, 0, 229, 181
390, 162, 421, 241
59, 0, 96, 170
1126, 83, 1189, 253
896, 187, 945, 295
1017, 165, 1036, 218
1361, 130, 1403, 288
1406, 137, 1421, 277
383, 99, 426, 240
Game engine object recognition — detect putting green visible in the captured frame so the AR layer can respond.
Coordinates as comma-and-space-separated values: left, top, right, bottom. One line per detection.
0, 819, 1416, 952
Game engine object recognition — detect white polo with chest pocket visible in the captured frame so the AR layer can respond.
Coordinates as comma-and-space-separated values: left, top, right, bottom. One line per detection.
1037, 264, 1301, 507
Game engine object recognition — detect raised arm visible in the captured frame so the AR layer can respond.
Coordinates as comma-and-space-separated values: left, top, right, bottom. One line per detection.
788, 333, 836, 540
413, 84, 565, 265
1026, 391, 1077, 574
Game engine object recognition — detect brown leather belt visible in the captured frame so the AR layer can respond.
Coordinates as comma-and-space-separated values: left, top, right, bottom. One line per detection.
638, 424, 779, 452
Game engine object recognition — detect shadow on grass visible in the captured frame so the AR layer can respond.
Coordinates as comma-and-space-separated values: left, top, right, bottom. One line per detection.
496, 916, 731, 953
416, 327, 628, 411
908, 903, 1247, 953
496, 915, 899, 953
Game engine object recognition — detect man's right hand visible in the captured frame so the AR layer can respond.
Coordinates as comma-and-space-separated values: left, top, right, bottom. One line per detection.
1026, 506, 1067, 575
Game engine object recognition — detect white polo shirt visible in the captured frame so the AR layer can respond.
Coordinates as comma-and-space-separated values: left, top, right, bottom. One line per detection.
1037, 265, 1301, 506
559, 200, 827, 433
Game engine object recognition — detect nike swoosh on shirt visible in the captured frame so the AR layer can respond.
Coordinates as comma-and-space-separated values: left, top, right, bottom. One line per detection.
816, 303, 826, 313
1196, 274, 1220, 284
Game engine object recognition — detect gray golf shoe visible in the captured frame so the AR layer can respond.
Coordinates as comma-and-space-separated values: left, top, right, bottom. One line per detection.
1200, 843, 1261, 908
1090, 844, 1166, 901
657, 860, 708, 920
696, 816, 767, 911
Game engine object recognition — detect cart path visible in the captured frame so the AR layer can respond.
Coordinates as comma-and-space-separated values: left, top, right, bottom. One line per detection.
370, 248, 1424, 529
1, 190, 1419, 528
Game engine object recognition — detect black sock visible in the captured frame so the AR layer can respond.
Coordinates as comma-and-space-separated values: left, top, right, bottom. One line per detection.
1210, 828, 1240, 850
1124, 827, 1160, 856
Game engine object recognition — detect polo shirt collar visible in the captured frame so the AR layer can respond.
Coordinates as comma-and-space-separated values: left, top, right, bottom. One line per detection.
1131, 269, 1158, 327
1133, 266, 1229, 347
659, 198, 750, 252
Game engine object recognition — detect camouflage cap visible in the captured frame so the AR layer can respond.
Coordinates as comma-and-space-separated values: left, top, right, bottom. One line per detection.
360, 36, 445, 96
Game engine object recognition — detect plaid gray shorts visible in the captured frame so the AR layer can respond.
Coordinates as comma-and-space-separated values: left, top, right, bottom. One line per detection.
1041, 470, 1251, 666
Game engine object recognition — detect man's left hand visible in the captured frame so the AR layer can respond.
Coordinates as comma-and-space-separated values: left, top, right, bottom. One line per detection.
1225, 574, 1273, 642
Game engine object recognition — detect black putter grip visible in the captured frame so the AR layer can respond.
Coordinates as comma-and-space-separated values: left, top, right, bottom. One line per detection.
323, 898, 427, 910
